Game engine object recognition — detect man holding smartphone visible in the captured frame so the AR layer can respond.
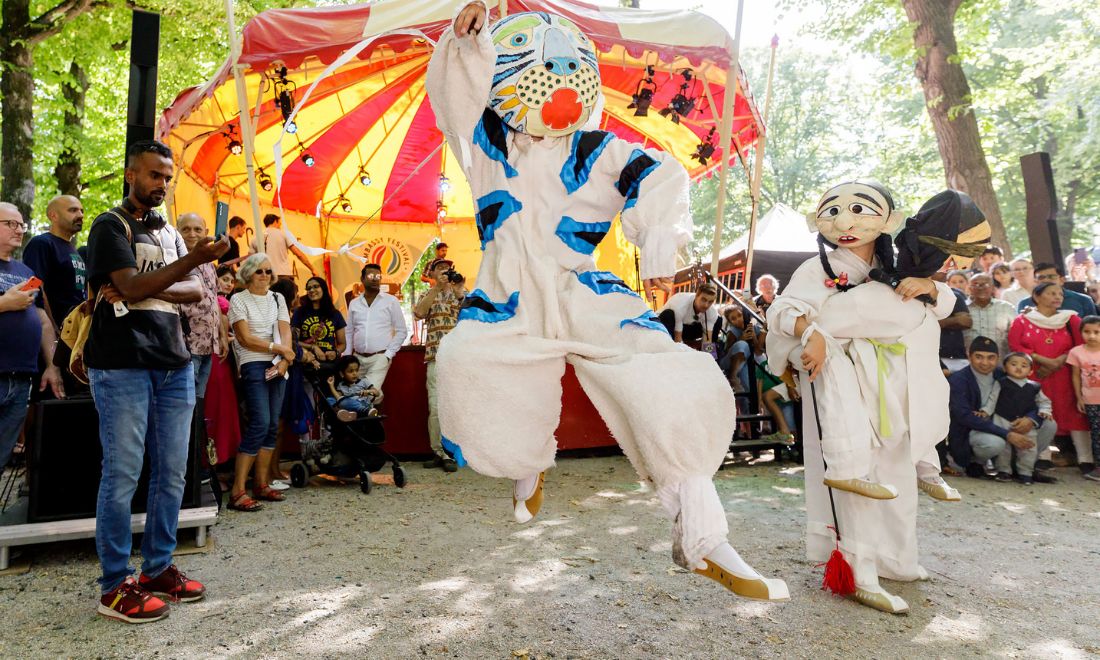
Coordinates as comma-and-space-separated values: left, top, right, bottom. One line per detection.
0, 202, 64, 471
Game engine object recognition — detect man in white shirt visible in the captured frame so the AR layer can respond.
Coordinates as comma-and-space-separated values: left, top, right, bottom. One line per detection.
1001, 258, 1034, 308
963, 272, 1016, 356
657, 283, 719, 349
251, 213, 317, 282
345, 263, 408, 388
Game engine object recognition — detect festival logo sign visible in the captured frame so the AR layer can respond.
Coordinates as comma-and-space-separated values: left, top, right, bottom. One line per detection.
362, 237, 415, 280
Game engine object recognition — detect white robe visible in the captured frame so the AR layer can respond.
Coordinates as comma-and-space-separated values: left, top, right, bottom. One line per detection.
426, 6, 737, 569
767, 247, 954, 585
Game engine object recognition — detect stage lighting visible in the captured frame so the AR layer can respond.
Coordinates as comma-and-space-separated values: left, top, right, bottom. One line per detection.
439, 174, 451, 194
275, 66, 299, 134
340, 196, 352, 213
300, 151, 315, 167
227, 139, 243, 155
258, 171, 273, 191
627, 65, 657, 117
436, 200, 448, 222
284, 119, 298, 134
359, 168, 371, 186
659, 69, 698, 125
692, 127, 718, 166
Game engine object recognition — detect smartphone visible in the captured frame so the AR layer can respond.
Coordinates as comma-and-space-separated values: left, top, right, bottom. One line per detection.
20, 276, 42, 292
214, 201, 229, 238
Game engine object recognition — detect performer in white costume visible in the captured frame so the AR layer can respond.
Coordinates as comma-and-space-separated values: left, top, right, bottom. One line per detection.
767, 181, 962, 614
426, 2, 787, 601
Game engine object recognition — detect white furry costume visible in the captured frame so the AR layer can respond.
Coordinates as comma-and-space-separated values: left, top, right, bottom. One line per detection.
767, 247, 954, 587
426, 5, 737, 569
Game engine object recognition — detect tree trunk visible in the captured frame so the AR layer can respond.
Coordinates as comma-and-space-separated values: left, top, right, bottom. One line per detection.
1, 0, 36, 224
54, 60, 89, 197
902, 0, 1010, 255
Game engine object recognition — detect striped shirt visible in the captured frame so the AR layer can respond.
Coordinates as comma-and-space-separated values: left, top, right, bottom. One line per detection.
229, 290, 290, 368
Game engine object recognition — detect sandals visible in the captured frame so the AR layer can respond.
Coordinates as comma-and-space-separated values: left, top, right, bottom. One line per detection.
253, 484, 286, 502
228, 491, 263, 512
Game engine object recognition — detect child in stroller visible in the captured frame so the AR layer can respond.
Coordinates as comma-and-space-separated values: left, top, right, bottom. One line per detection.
326, 355, 381, 422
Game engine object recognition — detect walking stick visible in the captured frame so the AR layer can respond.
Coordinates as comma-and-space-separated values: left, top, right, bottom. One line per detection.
808, 377, 857, 596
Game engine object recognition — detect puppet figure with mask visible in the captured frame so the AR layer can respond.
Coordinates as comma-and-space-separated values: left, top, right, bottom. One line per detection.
766, 180, 963, 614
425, 1, 788, 602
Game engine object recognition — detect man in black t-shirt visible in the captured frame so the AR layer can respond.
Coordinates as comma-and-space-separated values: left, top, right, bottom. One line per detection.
218, 215, 246, 265
85, 140, 228, 624
23, 194, 86, 327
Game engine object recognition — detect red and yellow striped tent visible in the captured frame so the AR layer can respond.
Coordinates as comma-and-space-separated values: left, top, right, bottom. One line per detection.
158, 0, 762, 296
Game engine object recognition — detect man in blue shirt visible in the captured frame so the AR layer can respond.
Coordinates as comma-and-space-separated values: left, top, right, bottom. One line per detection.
0, 202, 64, 470
1016, 262, 1098, 317
23, 194, 86, 327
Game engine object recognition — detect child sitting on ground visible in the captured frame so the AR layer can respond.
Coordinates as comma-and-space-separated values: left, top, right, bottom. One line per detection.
1068, 315, 1100, 482
978, 352, 1052, 484
326, 355, 381, 422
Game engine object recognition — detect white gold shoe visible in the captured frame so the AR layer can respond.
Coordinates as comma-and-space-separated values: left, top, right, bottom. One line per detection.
512, 472, 545, 524
693, 559, 790, 601
848, 584, 909, 614
823, 478, 899, 500
918, 476, 961, 501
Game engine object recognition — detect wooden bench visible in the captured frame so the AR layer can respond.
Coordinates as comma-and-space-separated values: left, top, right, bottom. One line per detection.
0, 506, 218, 571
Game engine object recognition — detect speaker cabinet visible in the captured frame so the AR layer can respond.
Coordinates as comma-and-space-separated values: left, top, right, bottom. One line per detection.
1020, 152, 1064, 266
27, 397, 204, 524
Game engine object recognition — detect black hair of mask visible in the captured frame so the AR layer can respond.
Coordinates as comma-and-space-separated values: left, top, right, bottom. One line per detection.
968, 335, 999, 356
894, 190, 988, 278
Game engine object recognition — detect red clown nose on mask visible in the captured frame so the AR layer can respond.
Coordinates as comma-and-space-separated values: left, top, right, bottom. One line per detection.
541, 88, 583, 131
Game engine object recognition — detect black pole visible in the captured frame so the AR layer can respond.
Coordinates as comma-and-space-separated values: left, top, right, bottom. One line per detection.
124, 10, 161, 197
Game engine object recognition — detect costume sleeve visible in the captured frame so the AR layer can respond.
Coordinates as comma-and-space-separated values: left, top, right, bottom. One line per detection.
815, 282, 930, 339
764, 258, 835, 377
612, 146, 692, 280
930, 282, 960, 320
424, 0, 495, 170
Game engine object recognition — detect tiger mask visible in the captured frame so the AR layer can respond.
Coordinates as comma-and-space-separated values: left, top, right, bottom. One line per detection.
487, 12, 601, 138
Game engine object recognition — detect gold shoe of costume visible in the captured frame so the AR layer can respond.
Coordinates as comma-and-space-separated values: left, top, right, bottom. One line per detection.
693, 559, 790, 602
512, 472, 545, 524
848, 585, 909, 615
822, 478, 899, 500
917, 476, 961, 501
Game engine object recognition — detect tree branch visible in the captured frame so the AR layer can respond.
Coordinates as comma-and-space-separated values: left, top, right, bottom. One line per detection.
27, 0, 98, 46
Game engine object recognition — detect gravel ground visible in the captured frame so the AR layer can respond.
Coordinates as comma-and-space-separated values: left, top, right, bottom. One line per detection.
1, 454, 1098, 659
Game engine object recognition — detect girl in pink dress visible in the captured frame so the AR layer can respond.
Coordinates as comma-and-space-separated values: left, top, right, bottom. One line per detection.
1007, 282, 1088, 454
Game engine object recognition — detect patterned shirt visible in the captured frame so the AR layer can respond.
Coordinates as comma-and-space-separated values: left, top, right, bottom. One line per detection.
424, 289, 459, 363
181, 261, 220, 356
964, 298, 1016, 358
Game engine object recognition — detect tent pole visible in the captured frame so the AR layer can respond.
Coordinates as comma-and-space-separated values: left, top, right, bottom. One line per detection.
225, 0, 264, 241
743, 34, 778, 292
708, 0, 743, 281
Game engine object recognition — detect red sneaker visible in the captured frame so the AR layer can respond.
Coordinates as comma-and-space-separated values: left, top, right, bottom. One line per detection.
139, 564, 207, 603
98, 577, 170, 624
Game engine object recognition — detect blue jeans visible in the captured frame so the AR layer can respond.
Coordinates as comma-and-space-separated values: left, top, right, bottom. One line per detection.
239, 361, 287, 456
718, 340, 752, 389
333, 396, 374, 415
0, 374, 33, 469
191, 353, 212, 398
89, 366, 195, 593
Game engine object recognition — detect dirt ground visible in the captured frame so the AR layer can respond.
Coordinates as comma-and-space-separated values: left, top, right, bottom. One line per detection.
1, 454, 1098, 659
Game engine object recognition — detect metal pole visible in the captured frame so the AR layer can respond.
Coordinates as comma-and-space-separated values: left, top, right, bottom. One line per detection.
743, 34, 778, 291
708, 0, 744, 279
225, 0, 264, 240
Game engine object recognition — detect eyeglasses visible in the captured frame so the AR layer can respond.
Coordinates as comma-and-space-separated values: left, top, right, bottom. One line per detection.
254, 269, 273, 275
0, 219, 26, 232
363, 274, 382, 281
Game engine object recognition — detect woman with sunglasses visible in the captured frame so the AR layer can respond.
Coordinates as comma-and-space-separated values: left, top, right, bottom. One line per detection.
227, 253, 294, 511
291, 276, 346, 371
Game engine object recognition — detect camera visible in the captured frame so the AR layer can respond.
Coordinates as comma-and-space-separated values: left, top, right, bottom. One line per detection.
444, 269, 464, 284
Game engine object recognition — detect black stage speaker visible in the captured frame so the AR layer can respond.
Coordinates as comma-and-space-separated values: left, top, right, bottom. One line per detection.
1020, 152, 1063, 267
26, 397, 203, 524
124, 10, 160, 196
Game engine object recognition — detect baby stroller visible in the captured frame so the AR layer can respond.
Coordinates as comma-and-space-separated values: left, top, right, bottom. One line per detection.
290, 370, 406, 494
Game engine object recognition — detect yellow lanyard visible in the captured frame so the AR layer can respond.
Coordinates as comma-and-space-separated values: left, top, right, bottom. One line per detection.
866, 339, 907, 437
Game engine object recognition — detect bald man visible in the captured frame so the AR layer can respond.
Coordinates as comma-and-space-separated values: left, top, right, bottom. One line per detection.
23, 194, 87, 327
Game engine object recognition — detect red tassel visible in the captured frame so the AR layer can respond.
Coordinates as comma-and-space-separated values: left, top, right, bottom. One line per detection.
821, 548, 857, 596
